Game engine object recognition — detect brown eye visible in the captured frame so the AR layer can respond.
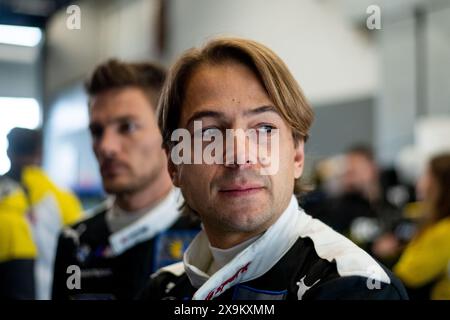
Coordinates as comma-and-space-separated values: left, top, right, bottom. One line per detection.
201, 127, 221, 139
89, 125, 103, 140
119, 121, 138, 134
256, 124, 276, 134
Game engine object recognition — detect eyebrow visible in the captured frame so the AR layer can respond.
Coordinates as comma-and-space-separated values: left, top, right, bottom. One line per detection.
185, 105, 278, 128
89, 115, 138, 130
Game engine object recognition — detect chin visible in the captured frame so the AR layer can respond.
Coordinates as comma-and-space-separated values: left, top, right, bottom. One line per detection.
223, 199, 267, 213
102, 181, 131, 194
220, 206, 270, 227
224, 216, 270, 234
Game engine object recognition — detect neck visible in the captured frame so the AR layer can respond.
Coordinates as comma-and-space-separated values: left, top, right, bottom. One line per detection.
207, 233, 261, 275
115, 172, 173, 212
204, 225, 268, 250
206, 232, 259, 249
6, 166, 23, 182
204, 200, 290, 249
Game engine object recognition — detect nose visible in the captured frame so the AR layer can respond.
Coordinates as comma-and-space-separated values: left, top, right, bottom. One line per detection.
223, 129, 258, 169
95, 128, 120, 159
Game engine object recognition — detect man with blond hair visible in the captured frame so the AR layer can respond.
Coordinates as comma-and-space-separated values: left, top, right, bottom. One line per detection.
139, 38, 408, 300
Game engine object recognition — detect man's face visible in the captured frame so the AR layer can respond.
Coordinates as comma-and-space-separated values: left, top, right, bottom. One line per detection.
171, 62, 304, 238
343, 153, 377, 194
89, 87, 166, 195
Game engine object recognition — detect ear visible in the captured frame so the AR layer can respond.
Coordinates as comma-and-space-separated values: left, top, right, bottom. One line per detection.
167, 150, 181, 187
293, 139, 305, 179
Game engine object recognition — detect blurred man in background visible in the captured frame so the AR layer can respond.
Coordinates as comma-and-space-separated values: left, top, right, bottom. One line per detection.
0, 127, 83, 299
306, 145, 403, 263
340, 145, 401, 244
52, 59, 199, 300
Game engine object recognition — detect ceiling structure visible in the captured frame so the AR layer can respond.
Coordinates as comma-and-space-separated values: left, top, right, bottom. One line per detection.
0, 0, 73, 28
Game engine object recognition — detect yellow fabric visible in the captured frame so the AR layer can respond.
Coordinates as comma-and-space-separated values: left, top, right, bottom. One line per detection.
56, 190, 84, 226
0, 184, 28, 216
394, 217, 450, 300
0, 166, 83, 263
21, 166, 83, 226
403, 201, 425, 220
0, 190, 37, 263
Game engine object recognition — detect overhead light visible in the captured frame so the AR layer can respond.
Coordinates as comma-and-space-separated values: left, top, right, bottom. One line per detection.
0, 24, 42, 47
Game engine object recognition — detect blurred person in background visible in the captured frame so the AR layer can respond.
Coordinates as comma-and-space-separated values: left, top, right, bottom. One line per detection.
0, 176, 36, 299
307, 145, 403, 260
52, 59, 199, 300
0, 127, 83, 299
394, 153, 450, 300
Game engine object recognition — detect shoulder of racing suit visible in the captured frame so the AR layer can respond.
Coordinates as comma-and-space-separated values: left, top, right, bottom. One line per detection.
140, 197, 408, 300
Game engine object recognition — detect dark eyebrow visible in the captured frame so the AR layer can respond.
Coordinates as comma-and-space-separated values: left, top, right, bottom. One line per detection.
89, 115, 138, 131
185, 105, 279, 128
112, 115, 138, 123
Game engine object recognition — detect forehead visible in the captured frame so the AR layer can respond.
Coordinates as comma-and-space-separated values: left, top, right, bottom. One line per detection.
346, 153, 373, 169
180, 62, 273, 122
89, 87, 154, 122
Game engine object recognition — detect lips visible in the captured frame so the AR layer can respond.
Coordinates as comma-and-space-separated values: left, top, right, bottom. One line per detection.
100, 161, 127, 177
218, 184, 265, 197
